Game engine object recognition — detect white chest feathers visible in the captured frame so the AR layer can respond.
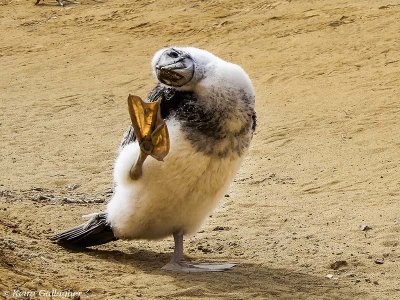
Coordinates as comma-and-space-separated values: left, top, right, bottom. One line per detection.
106, 119, 244, 239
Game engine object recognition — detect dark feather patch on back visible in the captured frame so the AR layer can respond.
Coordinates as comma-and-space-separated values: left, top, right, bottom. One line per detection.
157, 85, 255, 157
120, 83, 255, 157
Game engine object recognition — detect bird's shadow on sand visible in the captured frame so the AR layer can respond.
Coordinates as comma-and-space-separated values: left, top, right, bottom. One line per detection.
70, 246, 365, 299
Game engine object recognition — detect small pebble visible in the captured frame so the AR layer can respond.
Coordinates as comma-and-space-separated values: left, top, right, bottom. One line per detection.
35, 194, 54, 201
326, 274, 335, 279
62, 197, 83, 203
32, 187, 44, 192
374, 258, 384, 264
330, 260, 348, 270
212, 226, 231, 231
66, 184, 80, 191
360, 224, 372, 231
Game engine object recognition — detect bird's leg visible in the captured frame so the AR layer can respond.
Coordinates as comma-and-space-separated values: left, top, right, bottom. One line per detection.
35, 0, 41, 4
171, 230, 184, 262
129, 150, 148, 180
162, 230, 236, 273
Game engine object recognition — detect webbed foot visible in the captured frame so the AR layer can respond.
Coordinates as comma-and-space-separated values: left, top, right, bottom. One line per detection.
162, 261, 236, 273
163, 231, 236, 272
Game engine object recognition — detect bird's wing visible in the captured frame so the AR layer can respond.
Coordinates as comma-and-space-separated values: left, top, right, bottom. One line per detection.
120, 125, 137, 149
49, 212, 117, 248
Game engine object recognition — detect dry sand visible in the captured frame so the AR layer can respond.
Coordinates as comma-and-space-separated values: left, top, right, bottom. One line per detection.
1, 0, 399, 299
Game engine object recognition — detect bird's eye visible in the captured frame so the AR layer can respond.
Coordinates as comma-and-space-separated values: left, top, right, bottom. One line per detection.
169, 51, 179, 58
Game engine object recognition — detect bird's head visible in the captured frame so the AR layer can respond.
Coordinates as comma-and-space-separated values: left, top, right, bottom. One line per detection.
152, 46, 218, 91
153, 47, 195, 88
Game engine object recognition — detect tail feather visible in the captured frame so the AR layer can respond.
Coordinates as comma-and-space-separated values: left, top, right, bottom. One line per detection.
49, 212, 118, 248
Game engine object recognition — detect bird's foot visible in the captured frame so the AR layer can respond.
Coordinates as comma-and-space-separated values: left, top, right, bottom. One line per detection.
162, 261, 236, 273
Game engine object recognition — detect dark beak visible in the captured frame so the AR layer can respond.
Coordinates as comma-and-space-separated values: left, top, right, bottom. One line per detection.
155, 51, 195, 87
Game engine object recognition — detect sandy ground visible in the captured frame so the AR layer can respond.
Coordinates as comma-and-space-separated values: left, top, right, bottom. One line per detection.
1, 0, 399, 299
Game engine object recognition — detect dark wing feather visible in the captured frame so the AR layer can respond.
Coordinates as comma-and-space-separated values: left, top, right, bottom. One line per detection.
251, 111, 257, 132
120, 126, 137, 148
49, 213, 117, 248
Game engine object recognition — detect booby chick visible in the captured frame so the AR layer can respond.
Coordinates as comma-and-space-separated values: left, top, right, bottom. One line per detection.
50, 47, 257, 272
